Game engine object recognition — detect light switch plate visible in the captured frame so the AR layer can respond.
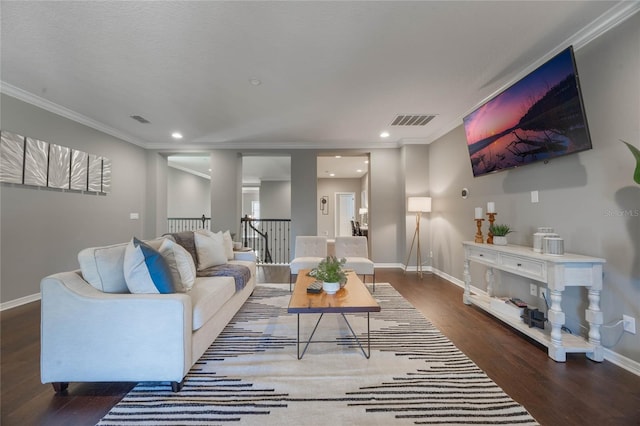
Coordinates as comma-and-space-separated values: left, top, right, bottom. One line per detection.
531, 191, 539, 203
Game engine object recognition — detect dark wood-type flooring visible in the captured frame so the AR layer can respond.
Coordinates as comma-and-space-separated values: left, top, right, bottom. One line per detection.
2, 266, 639, 425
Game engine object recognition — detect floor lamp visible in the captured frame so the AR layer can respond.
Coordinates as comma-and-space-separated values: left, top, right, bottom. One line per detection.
405, 196, 432, 278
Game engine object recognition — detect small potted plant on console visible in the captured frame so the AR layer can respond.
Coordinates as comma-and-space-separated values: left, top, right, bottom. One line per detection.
489, 224, 512, 245
312, 255, 347, 294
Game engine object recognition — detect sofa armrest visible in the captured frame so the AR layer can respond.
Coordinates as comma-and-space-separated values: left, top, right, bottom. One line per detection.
40, 271, 192, 384
233, 250, 257, 262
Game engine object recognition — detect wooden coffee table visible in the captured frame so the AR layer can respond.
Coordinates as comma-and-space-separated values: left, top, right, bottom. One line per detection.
288, 269, 380, 359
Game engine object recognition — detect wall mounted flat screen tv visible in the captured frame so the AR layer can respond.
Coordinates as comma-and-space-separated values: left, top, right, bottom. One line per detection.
463, 46, 592, 177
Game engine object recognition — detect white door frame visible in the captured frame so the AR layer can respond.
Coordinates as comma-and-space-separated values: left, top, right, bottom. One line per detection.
334, 192, 356, 237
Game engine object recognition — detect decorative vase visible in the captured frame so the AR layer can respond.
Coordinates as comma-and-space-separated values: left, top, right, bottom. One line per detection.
493, 236, 508, 246
322, 281, 340, 294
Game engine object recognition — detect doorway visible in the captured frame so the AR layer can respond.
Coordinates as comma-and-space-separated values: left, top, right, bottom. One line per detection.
335, 192, 356, 237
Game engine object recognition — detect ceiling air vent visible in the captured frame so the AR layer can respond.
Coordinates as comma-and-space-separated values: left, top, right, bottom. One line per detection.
130, 115, 150, 124
391, 114, 435, 126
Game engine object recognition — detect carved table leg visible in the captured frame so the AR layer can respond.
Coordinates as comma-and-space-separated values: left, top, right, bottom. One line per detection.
485, 267, 495, 297
547, 289, 566, 362
463, 258, 471, 304
586, 288, 604, 361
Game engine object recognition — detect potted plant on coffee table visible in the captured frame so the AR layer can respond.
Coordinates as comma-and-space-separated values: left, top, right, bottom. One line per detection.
312, 256, 347, 294
489, 224, 512, 245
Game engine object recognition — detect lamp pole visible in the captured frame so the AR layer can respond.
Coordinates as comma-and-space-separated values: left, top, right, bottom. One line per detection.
405, 197, 431, 279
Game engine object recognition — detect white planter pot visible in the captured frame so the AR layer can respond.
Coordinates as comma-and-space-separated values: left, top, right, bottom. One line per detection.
322, 281, 340, 294
493, 236, 508, 246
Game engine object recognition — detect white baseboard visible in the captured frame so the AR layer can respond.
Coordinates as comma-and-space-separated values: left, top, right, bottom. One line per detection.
431, 267, 464, 287
603, 348, 640, 376
400, 265, 433, 273
431, 267, 640, 377
375, 263, 406, 269
1, 293, 41, 311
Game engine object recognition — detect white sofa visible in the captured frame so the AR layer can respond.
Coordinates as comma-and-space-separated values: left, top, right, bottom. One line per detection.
40, 234, 256, 393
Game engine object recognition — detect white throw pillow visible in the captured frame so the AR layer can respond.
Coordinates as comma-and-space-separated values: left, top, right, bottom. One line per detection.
222, 230, 234, 260
123, 237, 176, 294
158, 238, 196, 292
194, 229, 227, 270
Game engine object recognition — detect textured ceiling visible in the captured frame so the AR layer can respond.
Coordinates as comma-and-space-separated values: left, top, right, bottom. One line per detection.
1, 1, 636, 150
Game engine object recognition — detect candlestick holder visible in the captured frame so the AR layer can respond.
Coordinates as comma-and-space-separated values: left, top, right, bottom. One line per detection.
474, 219, 485, 243
486, 212, 497, 244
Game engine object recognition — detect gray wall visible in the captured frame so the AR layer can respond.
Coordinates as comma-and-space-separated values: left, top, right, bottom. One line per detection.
260, 180, 291, 219
0, 94, 149, 303
428, 13, 640, 363
317, 177, 362, 239
209, 150, 242, 235
290, 150, 318, 258
369, 148, 405, 264
145, 151, 168, 237
167, 167, 211, 218
242, 189, 259, 217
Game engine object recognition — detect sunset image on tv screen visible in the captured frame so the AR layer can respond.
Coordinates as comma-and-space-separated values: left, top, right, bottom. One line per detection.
463, 47, 592, 177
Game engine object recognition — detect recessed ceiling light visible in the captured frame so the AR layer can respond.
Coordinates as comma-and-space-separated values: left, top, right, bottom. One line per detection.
329, 173, 335, 177
364, 160, 369, 164
335, 155, 342, 158
249, 78, 262, 86
356, 169, 363, 173
380, 131, 390, 138
171, 132, 183, 139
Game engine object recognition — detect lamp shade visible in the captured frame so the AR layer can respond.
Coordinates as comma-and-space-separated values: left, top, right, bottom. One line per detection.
359, 207, 368, 215
408, 196, 431, 213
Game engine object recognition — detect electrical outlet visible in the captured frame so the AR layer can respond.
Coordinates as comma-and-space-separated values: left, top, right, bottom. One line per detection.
539, 287, 547, 299
530, 283, 537, 297
623, 315, 636, 334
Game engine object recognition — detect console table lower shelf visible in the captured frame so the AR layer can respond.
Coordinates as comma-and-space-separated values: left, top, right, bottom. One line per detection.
467, 293, 595, 355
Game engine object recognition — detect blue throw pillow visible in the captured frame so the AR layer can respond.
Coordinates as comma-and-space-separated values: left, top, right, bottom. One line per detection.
124, 237, 176, 294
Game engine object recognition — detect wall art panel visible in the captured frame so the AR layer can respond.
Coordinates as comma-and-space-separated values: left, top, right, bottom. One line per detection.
102, 157, 111, 193
88, 154, 102, 192
47, 144, 71, 189
0, 130, 25, 184
24, 137, 49, 186
70, 149, 89, 191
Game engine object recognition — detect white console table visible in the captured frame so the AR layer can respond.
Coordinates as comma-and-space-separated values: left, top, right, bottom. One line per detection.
462, 241, 605, 362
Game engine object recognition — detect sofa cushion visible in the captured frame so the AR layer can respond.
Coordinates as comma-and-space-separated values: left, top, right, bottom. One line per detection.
78, 237, 164, 293
166, 231, 199, 265
197, 263, 252, 292
124, 238, 176, 294
222, 230, 234, 260
159, 238, 196, 292
189, 276, 236, 331
194, 230, 227, 270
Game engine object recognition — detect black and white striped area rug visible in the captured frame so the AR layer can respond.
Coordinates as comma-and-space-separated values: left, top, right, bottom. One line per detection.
97, 284, 538, 425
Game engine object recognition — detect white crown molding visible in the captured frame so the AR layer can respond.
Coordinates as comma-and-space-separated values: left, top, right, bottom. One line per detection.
1, 82, 150, 148
145, 140, 401, 151
167, 163, 211, 180
428, 1, 640, 145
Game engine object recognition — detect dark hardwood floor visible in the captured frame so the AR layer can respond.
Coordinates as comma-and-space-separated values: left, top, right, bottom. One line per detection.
2, 266, 639, 425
